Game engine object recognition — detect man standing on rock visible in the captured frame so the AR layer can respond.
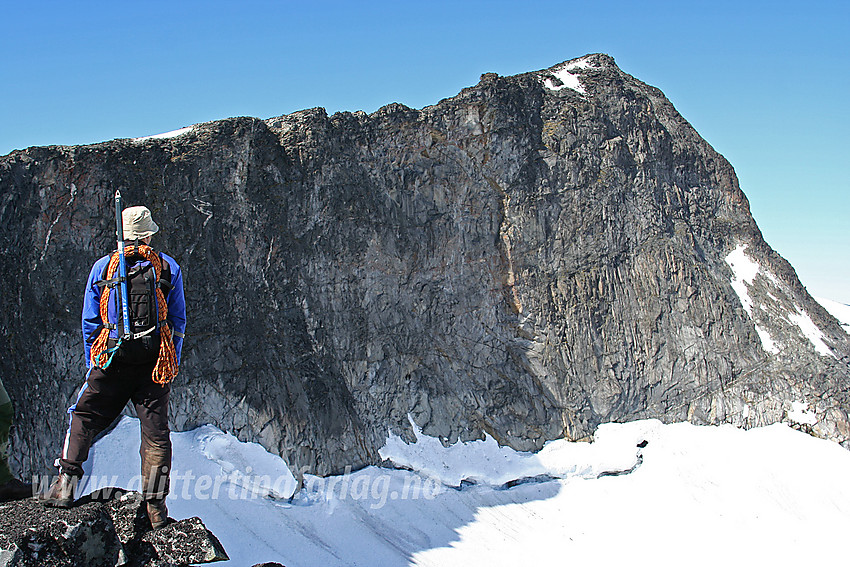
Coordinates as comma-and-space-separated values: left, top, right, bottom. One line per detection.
0, 377, 33, 502
42, 205, 186, 531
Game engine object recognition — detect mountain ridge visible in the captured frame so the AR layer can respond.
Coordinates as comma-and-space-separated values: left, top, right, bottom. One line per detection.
1, 53, 848, 479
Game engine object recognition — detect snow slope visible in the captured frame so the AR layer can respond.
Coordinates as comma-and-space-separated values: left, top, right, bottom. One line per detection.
132, 126, 194, 141
725, 244, 780, 353
83, 416, 850, 566
541, 58, 593, 94
816, 296, 850, 334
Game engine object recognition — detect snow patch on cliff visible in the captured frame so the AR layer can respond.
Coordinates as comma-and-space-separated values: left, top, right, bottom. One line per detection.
541, 58, 593, 94
725, 244, 779, 353
133, 126, 194, 141
788, 401, 817, 426
726, 244, 759, 313
788, 307, 835, 358
725, 245, 836, 357
815, 296, 850, 335
754, 326, 779, 354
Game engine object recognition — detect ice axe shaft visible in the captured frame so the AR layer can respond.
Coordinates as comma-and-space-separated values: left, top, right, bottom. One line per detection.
115, 190, 131, 340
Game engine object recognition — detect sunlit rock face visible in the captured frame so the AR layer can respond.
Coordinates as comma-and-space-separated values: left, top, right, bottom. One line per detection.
2, 53, 848, 478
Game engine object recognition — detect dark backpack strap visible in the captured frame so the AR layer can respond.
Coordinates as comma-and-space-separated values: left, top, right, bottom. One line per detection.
87, 324, 104, 342
159, 319, 184, 338
154, 254, 173, 335
101, 255, 112, 281
95, 276, 124, 289
95, 254, 118, 289
97, 254, 146, 288
158, 253, 173, 292
87, 322, 116, 341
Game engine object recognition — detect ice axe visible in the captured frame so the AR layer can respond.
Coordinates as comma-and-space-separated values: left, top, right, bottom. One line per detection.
114, 190, 132, 340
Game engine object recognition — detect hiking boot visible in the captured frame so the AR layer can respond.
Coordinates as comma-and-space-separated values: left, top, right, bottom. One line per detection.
146, 498, 169, 529
0, 477, 33, 502
41, 473, 77, 508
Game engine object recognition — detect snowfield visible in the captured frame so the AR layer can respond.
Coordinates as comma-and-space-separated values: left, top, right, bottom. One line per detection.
83, 415, 850, 566
540, 58, 593, 94
132, 126, 194, 141
816, 296, 850, 334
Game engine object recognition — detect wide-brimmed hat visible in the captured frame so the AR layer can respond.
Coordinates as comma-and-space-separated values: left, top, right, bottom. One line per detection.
122, 206, 159, 240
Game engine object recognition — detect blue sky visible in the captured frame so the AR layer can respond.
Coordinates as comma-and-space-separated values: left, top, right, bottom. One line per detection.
2, 0, 847, 302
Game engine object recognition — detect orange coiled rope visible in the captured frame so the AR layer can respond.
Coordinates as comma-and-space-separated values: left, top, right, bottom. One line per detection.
90, 245, 179, 384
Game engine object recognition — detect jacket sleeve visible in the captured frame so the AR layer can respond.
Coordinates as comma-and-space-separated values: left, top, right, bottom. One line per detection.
82, 257, 109, 369
164, 257, 187, 364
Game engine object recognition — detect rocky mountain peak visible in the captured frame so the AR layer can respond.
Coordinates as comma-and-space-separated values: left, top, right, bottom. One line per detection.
1, 54, 848, 480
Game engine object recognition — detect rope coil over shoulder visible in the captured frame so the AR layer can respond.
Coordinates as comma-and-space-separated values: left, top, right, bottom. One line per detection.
90, 244, 179, 384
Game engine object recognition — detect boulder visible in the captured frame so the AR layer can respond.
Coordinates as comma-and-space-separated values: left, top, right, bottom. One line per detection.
0, 489, 227, 567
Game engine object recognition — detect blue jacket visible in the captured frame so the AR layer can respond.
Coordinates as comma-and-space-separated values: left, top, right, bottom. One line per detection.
82, 252, 186, 369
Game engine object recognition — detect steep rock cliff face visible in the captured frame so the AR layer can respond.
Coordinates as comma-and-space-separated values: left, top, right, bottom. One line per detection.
2, 54, 848, 478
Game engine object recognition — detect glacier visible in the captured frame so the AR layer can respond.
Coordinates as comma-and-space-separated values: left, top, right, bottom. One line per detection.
81, 411, 850, 566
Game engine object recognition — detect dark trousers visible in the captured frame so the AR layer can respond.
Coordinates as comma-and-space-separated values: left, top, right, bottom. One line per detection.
60, 360, 171, 500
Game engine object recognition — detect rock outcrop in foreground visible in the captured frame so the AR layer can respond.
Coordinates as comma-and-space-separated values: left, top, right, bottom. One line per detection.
1, 54, 848, 478
0, 489, 227, 566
